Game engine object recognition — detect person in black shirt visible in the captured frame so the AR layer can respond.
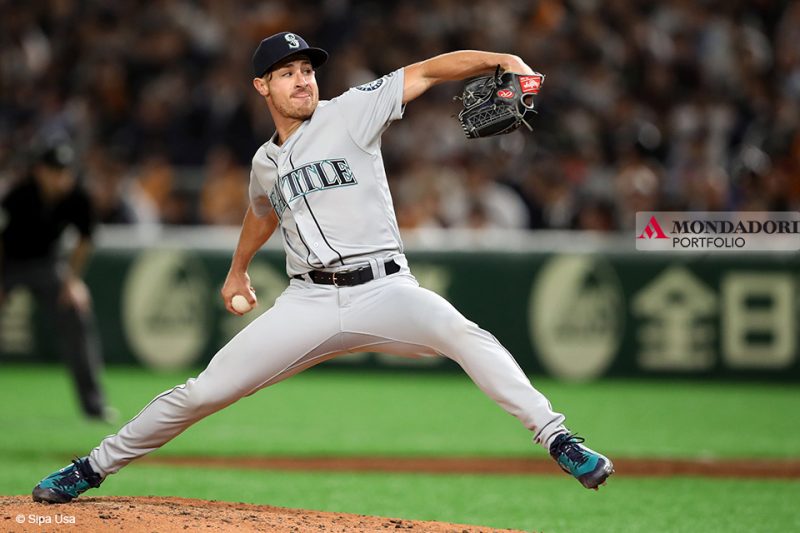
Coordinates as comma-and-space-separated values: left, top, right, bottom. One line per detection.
0, 142, 115, 423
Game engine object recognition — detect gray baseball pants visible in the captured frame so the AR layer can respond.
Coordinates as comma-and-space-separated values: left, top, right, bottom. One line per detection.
89, 265, 565, 476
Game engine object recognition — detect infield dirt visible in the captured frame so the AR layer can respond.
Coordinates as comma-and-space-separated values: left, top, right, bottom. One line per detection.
145, 455, 800, 479
1, 495, 523, 532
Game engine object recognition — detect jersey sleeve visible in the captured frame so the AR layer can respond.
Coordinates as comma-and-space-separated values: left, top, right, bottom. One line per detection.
248, 168, 272, 218
335, 68, 405, 149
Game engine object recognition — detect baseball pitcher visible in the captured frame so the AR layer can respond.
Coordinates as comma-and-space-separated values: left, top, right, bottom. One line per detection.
32, 32, 613, 504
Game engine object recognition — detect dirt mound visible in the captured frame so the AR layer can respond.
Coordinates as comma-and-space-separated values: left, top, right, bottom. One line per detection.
0, 496, 523, 532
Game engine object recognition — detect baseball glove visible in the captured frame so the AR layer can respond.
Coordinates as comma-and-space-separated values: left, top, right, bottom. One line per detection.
455, 66, 545, 139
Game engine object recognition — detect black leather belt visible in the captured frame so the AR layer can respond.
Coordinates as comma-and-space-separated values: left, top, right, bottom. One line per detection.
294, 259, 401, 287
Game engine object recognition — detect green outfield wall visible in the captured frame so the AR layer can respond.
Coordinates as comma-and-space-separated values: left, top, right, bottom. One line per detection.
2, 239, 798, 380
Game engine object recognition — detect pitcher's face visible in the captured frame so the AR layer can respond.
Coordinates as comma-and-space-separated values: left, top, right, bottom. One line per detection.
258, 56, 319, 120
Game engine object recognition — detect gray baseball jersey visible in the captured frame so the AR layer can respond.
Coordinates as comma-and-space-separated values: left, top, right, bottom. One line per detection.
86, 68, 569, 479
249, 69, 405, 276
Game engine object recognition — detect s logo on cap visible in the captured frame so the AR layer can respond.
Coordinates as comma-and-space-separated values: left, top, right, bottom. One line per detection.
285, 33, 300, 49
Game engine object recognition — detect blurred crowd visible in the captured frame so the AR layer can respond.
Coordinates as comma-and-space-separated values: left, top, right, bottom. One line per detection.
2, 0, 799, 231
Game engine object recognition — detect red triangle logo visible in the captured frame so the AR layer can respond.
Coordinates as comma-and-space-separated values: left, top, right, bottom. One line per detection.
637, 216, 669, 239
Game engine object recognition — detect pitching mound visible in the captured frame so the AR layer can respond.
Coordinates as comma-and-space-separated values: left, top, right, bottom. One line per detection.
1, 496, 522, 532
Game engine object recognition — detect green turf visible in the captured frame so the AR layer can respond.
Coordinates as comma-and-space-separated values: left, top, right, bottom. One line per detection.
0, 365, 798, 459
2, 365, 799, 532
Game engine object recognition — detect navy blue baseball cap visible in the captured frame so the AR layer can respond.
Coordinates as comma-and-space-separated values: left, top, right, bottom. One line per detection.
252, 32, 328, 78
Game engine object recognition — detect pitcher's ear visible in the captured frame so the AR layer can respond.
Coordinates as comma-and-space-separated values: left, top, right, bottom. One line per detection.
253, 77, 269, 97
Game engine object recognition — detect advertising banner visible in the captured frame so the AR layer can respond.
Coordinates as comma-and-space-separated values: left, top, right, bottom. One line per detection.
2, 246, 798, 380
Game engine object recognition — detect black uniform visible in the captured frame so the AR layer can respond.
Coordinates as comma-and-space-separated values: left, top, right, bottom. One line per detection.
1, 179, 95, 259
1, 165, 110, 421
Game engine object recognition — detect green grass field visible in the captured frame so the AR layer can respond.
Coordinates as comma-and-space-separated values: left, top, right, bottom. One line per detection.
1, 365, 799, 532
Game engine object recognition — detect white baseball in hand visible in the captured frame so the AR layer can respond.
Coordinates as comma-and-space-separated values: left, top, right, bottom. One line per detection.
231, 294, 253, 314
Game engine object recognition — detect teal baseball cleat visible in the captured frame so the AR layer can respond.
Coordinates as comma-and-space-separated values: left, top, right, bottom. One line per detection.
32, 457, 103, 504
549, 433, 614, 490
